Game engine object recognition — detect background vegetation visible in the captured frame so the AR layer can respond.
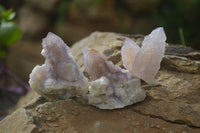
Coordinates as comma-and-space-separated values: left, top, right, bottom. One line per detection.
153, 0, 200, 49
1, 0, 200, 49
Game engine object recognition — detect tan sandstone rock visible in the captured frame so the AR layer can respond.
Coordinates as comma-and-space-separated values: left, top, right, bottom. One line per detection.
0, 31, 200, 133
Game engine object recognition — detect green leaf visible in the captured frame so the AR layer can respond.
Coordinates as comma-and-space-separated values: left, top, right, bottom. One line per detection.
0, 22, 21, 46
1, 9, 16, 21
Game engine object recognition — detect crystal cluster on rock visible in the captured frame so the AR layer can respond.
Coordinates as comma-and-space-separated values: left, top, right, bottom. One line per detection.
29, 32, 88, 100
29, 27, 166, 109
83, 48, 145, 109
122, 27, 166, 83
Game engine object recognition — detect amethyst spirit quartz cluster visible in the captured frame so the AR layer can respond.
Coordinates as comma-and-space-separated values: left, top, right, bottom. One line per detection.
29, 27, 166, 109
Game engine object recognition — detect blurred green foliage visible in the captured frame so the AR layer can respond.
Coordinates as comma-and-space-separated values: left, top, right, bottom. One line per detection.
153, 0, 200, 49
56, 0, 199, 49
0, 5, 21, 59
57, 0, 72, 23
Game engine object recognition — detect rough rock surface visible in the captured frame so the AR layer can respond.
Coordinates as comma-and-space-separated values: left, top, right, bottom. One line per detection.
1, 31, 200, 133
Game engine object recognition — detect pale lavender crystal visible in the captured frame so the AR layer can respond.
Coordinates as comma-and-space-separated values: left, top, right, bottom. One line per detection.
29, 32, 88, 100
83, 48, 145, 109
121, 27, 166, 83
83, 48, 131, 85
121, 38, 140, 72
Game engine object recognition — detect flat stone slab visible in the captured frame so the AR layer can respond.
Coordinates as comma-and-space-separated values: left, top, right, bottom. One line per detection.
1, 31, 200, 133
